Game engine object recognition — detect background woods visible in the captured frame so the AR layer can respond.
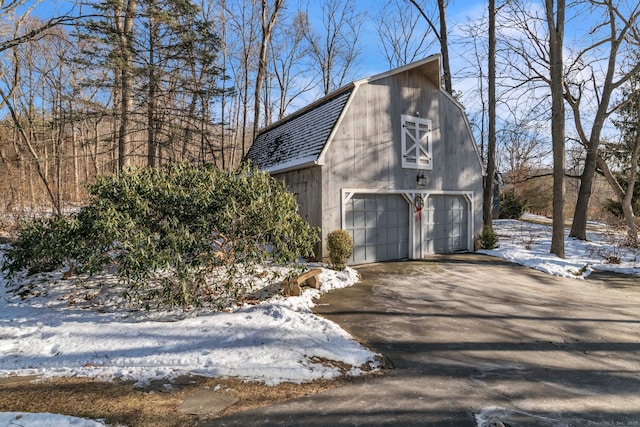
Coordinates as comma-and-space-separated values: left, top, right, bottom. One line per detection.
0, 0, 365, 218
1, 0, 640, 248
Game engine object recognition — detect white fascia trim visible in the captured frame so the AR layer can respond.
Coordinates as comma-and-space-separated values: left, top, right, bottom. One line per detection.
359, 54, 441, 86
341, 188, 416, 204
266, 155, 319, 174
342, 188, 473, 199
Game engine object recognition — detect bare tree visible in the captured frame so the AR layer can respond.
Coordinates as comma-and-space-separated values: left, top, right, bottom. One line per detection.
498, 119, 550, 183
597, 64, 640, 244
546, 0, 566, 257
0, 17, 68, 214
483, 0, 497, 228
252, 0, 284, 140
302, 0, 364, 96
269, 10, 314, 121
407, 0, 452, 94
0, 1, 75, 54
499, 0, 596, 256
458, 18, 488, 160
375, 0, 435, 68
598, 148, 640, 244
566, 1, 640, 241
226, 0, 259, 163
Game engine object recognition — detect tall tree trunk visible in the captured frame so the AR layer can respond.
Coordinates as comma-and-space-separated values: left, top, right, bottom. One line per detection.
597, 153, 639, 245
116, 0, 138, 173
0, 87, 60, 214
252, 0, 284, 141
567, 3, 640, 240
147, 12, 158, 168
72, 112, 79, 200
55, 91, 64, 214
437, 0, 452, 94
483, 0, 496, 229
220, 0, 227, 169
241, 65, 249, 160
570, 150, 596, 240
546, 0, 566, 258
408, 0, 452, 94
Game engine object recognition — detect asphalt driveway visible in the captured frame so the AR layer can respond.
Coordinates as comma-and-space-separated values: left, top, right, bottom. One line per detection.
209, 253, 640, 426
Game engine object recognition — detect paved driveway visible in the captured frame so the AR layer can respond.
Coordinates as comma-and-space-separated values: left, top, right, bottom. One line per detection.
209, 254, 640, 426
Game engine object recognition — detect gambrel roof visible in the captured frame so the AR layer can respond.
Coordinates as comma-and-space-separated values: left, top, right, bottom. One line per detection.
246, 87, 353, 173
245, 55, 448, 174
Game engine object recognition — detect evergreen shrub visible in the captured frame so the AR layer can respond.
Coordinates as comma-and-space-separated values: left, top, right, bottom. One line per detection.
479, 225, 499, 249
2, 163, 319, 309
498, 190, 527, 219
327, 229, 353, 270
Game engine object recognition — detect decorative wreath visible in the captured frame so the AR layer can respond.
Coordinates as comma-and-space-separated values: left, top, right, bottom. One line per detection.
414, 194, 424, 221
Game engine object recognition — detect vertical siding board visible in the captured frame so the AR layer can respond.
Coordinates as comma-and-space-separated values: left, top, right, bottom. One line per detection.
275, 166, 323, 258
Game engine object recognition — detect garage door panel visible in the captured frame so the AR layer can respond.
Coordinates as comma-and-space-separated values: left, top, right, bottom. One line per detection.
353, 228, 366, 245
365, 211, 378, 227
365, 229, 378, 245
387, 195, 401, 209
353, 245, 366, 262
385, 226, 396, 240
346, 194, 409, 264
424, 195, 469, 254
364, 197, 377, 211
373, 245, 386, 260
353, 197, 365, 210
345, 211, 354, 228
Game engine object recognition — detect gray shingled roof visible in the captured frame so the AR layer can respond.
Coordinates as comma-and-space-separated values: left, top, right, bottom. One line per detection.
245, 88, 353, 172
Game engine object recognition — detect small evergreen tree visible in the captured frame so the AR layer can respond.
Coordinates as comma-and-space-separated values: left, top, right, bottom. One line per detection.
479, 225, 499, 249
498, 190, 527, 219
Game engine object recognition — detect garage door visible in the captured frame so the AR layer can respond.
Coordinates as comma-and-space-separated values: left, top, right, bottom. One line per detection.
424, 195, 469, 253
344, 194, 409, 264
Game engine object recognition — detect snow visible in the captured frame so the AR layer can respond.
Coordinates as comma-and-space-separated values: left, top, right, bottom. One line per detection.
0, 261, 374, 387
0, 412, 108, 427
2, 216, 640, 426
479, 215, 640, 278
0, 257, 375, 426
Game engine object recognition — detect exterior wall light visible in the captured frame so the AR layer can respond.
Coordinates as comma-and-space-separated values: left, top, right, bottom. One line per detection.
416, 172, 427, 187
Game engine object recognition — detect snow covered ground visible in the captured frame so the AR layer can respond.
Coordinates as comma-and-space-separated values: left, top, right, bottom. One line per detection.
0, 263, 378, 387
1, 216, 640, 426
479, 215, 640, 278
0, 412, 108, 427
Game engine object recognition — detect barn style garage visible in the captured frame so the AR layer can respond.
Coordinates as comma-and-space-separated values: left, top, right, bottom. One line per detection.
245, 55, 484, 264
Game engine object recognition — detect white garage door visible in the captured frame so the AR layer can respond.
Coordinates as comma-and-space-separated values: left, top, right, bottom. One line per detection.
423, 195, 469, 253
344, 194, 410, 264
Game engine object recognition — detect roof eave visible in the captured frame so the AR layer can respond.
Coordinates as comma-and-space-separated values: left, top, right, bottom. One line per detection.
265, 157, 320, 174
361, 54, 441, 87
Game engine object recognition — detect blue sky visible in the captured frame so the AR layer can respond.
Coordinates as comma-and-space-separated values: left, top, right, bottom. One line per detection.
18, 0, 623, 141
341, 0, 488, 78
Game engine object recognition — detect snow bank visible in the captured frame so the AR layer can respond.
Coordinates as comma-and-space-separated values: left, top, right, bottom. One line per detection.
0, 259, 379, 387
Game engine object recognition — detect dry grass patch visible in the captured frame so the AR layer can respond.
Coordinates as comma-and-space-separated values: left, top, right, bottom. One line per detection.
0, 373, 382, 427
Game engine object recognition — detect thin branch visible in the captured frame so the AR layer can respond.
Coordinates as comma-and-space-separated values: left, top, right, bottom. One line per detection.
0, 15, 78, 53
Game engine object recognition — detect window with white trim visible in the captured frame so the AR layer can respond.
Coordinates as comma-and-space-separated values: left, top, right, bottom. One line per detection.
401, 114, 432, 170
